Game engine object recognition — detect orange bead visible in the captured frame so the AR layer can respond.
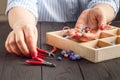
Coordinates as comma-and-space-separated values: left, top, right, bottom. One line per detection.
64, 53, 69, 58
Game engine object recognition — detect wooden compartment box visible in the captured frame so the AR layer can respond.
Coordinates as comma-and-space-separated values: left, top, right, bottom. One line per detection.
46, 26, 120, 63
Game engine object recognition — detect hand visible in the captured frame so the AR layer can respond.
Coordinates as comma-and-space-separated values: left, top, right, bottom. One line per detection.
75, 4, 114, 41
5, 24, 38, 57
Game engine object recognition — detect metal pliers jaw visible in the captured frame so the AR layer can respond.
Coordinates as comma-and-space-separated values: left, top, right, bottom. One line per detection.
45, 51, 55, 57
45, 47, 56, 57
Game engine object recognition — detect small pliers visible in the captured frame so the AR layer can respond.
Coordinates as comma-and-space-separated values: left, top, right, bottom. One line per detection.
26, 47, 57, 67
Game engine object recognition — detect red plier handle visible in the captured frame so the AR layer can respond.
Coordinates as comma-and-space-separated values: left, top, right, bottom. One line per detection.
26, 57, 56, 67
26, 47, 57, 67
37, 47, 56, 57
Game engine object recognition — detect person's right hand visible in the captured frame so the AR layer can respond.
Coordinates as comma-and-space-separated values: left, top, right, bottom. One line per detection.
5, 24, 38, 57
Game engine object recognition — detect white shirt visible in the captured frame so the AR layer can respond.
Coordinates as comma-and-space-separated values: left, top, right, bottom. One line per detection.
6, 0, 119, 22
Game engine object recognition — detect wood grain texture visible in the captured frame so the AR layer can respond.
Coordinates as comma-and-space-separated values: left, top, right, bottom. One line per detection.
78, 59, 113, 80
0, 22, 11, 79
1, 54, 42, 80
40, 22, 83, 80
0, 21, 120, 80
78, 58, 120, 80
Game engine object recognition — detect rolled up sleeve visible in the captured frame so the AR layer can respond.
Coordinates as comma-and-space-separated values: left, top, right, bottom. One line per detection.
5, 0, 38, 20
87, 0, 119, 16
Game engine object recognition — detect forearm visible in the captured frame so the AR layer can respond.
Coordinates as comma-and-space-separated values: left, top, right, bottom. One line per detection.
93, 4, 115, 22
8, 7, 36, 29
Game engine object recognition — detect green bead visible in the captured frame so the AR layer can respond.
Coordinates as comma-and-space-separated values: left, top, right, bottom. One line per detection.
78, 27, 83, 31
110, 42, 115, 45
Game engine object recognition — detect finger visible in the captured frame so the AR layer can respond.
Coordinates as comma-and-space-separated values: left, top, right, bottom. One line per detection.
75, 9, 90, 28
5, 31, 19, 56
5, 32, 13, 53
23, 25, 37, 54
33, 27, 38, 47
14, 28, 29, 55
88, 10, 98, 30
8, 33, 21, 56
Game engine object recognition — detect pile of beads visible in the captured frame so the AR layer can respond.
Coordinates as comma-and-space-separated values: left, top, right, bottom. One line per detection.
58, 50, 81, 61
62, 25, 112, 42
62, 26, 92, 41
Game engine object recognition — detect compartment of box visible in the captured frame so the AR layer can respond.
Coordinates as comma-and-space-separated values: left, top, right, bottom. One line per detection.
103, 28, 120, 36
79, 39, 112, 49
100, 36, 120, 45
94, 43, 120, 62
117, 29, 120, 35
98, 32, 114, 39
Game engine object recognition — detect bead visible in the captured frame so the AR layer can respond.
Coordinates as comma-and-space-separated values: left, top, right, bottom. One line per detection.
61, 50, 66, 55
75, 29, 81, 33
110, 42, 115, 45
66, 50, 73, 56
72, 33, 81, 39
84, 26, 89, 30
78, 27, 83, 31
95, 46, 100, 49
80, 31, 85, 35
74, 54, 81, 59
85, 29, 89, 33
84, 26, 90, 33
62, 34, 67, 37
69, 55, 77, 61
57, 56, 62, 61
64, 53, 69, 58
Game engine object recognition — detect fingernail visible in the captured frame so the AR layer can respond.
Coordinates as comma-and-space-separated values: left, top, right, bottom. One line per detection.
32, 52, 38, 59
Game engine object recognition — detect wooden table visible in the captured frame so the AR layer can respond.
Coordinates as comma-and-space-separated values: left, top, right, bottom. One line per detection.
0, 21, 120, 80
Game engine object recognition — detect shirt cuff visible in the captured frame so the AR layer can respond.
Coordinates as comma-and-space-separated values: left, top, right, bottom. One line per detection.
5, 0, 38, 21
87, 0, 119, 16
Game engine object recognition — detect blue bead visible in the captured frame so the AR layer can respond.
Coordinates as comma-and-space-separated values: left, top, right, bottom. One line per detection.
66, 50, 73, 56
95, 46, 100, 49
85, 26, 89, 29
57, 56, 62, 61
61, 50, 66, 55
69, 55, 77, 61
62, 34, 67, 37
74, 54, 81, 59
